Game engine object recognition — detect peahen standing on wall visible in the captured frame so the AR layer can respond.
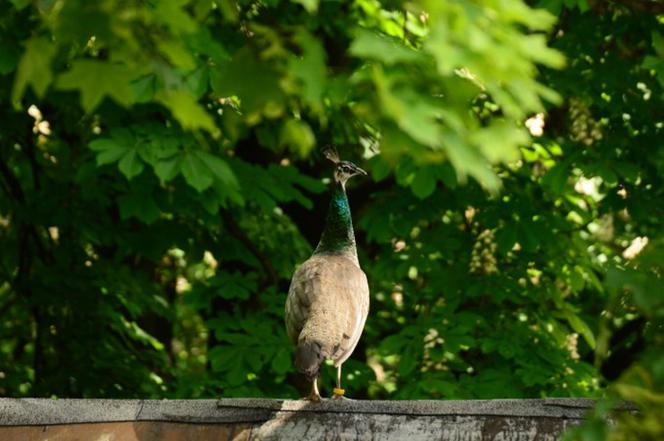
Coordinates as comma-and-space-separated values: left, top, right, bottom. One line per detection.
285, 147, 370, 401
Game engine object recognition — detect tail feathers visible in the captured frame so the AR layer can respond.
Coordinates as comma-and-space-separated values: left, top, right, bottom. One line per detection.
295, 340, 324, 380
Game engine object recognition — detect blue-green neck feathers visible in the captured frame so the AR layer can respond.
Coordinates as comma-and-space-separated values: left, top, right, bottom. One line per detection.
314, 182, 357, 258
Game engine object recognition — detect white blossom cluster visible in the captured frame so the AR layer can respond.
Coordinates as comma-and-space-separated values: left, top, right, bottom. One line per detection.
569, 98, 602, 146
470, 229, 498, 275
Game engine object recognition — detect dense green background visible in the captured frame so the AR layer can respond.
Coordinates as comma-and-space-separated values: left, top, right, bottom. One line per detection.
0, 0, 662, 439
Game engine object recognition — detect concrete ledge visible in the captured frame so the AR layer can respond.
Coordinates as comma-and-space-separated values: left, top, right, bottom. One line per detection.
0, 398, 600, 425
0, 398, 618, 440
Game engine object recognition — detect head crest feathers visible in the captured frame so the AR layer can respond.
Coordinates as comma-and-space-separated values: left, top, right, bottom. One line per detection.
322, 145, 340, 164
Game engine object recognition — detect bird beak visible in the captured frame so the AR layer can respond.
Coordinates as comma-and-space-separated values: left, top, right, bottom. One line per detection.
353, 165, 367, 176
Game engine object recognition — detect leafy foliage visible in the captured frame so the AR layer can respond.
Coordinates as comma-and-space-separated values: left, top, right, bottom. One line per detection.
0, 1, 662, 439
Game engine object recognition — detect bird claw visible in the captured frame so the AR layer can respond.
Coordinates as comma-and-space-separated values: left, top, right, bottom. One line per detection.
305, 393, 322, 402
331, 393, 348, 401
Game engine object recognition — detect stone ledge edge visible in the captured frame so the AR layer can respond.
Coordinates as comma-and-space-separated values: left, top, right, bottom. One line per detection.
0, 398, 624, 426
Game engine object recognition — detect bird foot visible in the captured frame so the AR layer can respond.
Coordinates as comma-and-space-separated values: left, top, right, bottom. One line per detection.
332, 387, 348, 400
305, 393, 322, 402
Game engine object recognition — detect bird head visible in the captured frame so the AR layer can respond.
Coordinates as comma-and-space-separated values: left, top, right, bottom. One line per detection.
334, 160, 367, 184
322, 146, 367, 186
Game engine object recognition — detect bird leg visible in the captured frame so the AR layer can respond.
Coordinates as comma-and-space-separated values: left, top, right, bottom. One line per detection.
307, 377, 321, 401
332, 364, 345, 400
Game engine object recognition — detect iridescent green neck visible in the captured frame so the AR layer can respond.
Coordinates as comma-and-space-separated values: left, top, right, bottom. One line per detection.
314, 182, 357, 259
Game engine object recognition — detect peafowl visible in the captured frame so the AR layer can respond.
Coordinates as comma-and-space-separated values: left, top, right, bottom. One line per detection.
285, 148, 370, 401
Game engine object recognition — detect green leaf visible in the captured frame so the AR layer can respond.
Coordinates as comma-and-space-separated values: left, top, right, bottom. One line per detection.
181, 152, 214, 191
436, 163, 457, 189
651, 32, 664, 57
184, 27, 230, 63
158, 40, 196, 70
564, 265, 586, 293
606, 267, 663, 313
118, 192, 161, 224
369, 156, 392, 182
185, 66, 210, 99
642, 55, 664, 87
56, 60, 135, 112
289, 31, 327, 105
271, 350, 291, 375
280, 119, 316, 157
212, 179, 245, 207
152, 0, 198, 33
125, 320, 165, 351
292, 0, 318, 13
211, 272, 256, 300
576, 0, 590, 12
153, 156, 182, 182
210, 47, 284, 115
542, 162, 569, 195
118, 150, 145, 180
9, 0, 31, 9
12, 37, 56, 104
351, 30, 422, 65
562, 308, 596, 349
441, 130, 501, 191
519, 221, 541, 252
411, 167, 437, 199
372, 69, 442, 148
194, 151, 238, 188
537, 0, 563, 14
90, 139, 129, 165
90, 130, 135, 166
399, 344, 418, 376
156, 90, 217, 133
613, 162, 640, 183
470, 121, 528, 164
131, 75, 157, 103
496, 224, 518, 253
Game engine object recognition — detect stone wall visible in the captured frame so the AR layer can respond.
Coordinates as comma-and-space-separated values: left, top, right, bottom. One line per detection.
0, 398, 602, 440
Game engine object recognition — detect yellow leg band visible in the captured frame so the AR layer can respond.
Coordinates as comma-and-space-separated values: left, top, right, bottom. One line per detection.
333, 387, 345, 396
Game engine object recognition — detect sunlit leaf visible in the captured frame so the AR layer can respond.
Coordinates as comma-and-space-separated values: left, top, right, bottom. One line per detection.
156, 90, 217, 133
351, 30, 422, 65
280, 119, 316, 157
292, 0, 318, 13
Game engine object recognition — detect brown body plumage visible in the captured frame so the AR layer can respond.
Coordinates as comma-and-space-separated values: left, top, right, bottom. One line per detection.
285, 149, 369, 400
285, 254, 369, 376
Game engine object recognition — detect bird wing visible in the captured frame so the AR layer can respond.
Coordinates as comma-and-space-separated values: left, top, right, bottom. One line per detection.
285, 254, 370, 365
332, 258, 369, 366
285, 258, 316, 344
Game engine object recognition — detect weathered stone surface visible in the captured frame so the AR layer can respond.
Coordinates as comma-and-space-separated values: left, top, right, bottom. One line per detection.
0, 422, 252, 441
0, 398, 613, 440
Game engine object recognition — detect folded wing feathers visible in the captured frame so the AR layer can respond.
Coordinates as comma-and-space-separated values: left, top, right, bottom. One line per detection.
285, 254, 370, 373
